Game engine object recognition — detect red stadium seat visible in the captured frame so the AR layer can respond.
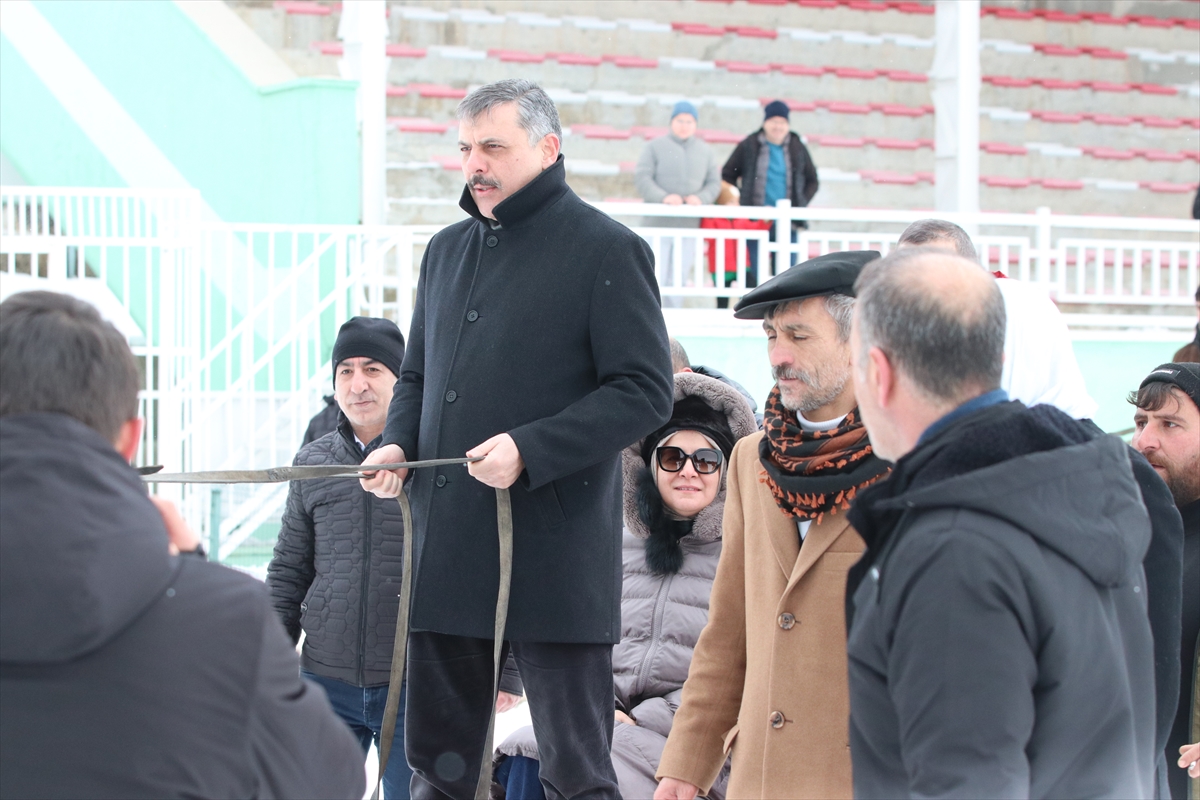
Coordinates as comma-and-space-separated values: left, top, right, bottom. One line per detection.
915, 171, 934, 183
827, 101, 872, 114
1088, 114, 1135, 125
1032, 111, 1086, 123
386, 85, 408, 97
847, 1, 890, 10
773, 99, 818, 112
1086, 13, 1129, 25
830, 67, 879, 79
391, 118, 452, 133
992, 8, 1037, 20
673, 22, 727, 35
1039, 179, 1085, 190
1043, 10, 1083, 22
982, 142, 1029, 155
630, 126, 668, 139
1143, 150, 1187, 162
811, 135, 868, 147
877, 103, 929, 116
796, 0, 839, 7
610, 56, 658, 68
723, 61, 772, 73
894, 3, 934, 13
1136, 84, 1178, 96
1037, 79, 1085, 90
414, 84, 467, 99
1080, 46, 1128, 60
874, 138, 922, 150
275, 1, 332, 15
553, 53, 603, 66
385, 44, 426, 58
1141, 116, 1185, 128
884, 70, 928, 82
1034, 44, 1084, 56
727, 26, 778, 38
313, 42, 343, 55
861, 171, 920, 184
983, 176, 1033, 188
1142, 182, 1198, 193
698, 130, 746, 144
1084, 147, 1136, 160
1089, 81, 1133, 92
489, 50, 546, 63
1131, 15, 1176, 28
985, 76, 1037, 88
580, 126, 632, 140
774, 64, 825, 76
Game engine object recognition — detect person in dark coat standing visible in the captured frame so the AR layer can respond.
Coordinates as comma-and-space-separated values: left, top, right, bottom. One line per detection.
845, 249, 1157, 799
1130, 364, 1200, 800
0, 291, 365, 800
721, 100, 820, 289
268, 316, 422, 798
360, 79, 674, 800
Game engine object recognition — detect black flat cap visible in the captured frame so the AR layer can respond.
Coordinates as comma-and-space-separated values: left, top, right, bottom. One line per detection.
733, 250, 880, 319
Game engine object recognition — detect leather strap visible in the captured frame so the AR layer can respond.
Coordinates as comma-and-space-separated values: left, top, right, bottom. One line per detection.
141, 458, 510, 800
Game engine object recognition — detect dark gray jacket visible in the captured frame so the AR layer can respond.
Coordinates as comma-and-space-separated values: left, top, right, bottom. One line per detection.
382, 156, 674, 644
845, 402, 1157, 799
268, 417, 408, 687
0, 413, 364, 800
720, 130, 819, 229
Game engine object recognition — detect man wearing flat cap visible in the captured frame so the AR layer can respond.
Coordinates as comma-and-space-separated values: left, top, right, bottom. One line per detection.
656, 251, 888, 800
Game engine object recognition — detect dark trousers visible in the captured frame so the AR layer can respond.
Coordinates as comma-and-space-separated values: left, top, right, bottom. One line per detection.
303, 671, 413, 799
405, 631, 620, 800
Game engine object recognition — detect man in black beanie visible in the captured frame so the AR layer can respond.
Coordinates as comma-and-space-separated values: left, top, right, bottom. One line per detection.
1131, 362, 1200, 800
267, 316, 426, 798
721, 99, 820, 289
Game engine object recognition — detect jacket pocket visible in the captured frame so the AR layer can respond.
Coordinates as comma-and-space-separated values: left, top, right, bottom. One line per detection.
532, 479, 566, 528
721, 724, 739, 755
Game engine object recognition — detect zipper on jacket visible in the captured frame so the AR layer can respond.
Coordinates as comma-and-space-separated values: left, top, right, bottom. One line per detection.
357, 479, 373, 687
633, 572, 675, 698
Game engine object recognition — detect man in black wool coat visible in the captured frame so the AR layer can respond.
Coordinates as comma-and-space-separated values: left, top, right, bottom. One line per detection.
361, 79, 674, 799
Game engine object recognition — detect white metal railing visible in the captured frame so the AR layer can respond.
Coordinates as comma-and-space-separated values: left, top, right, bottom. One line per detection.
3, 186, 1197, 562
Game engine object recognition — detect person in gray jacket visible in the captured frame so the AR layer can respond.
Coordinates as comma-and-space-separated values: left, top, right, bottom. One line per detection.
636, 101, 721, 307
494, 372, 757, 800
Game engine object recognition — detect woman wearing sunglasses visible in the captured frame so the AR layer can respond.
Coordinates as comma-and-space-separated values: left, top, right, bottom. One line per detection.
494, 372, 757, 800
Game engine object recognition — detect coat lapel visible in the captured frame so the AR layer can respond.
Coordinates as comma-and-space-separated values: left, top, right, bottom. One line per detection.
759, 477, 800, 582
785, 512, 851, 594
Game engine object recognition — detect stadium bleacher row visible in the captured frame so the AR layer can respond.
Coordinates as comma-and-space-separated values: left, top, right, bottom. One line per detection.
233, 0, 1200, 222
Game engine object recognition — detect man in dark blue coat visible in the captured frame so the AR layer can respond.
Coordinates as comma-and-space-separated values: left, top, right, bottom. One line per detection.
361, 79, 674, 799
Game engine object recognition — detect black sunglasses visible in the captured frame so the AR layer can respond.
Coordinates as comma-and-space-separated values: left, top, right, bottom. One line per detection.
656, 446, 724, 475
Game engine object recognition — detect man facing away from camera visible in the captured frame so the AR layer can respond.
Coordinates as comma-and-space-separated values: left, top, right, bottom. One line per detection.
360, 79, 674, 799
0, 291, 364, 800
845, 248, 1156, 798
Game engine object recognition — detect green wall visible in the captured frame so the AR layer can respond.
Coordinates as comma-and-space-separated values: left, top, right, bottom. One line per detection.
1, 0, 359, 224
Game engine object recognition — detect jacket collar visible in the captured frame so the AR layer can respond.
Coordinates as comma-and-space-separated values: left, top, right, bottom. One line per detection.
458, 154, 570, 228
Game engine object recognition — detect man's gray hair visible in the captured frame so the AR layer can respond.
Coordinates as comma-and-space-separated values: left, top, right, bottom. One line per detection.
668, 337, 691, 373
854, 247, 1005, 403
764, 294, 855, 343
457, 79, 562, 146
897, 219, 979, 262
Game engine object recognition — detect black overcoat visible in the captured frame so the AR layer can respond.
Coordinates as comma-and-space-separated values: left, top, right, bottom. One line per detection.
382, 156, 674, 644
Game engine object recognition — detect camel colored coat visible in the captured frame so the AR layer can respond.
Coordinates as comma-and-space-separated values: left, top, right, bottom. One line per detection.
657, 431, 864, 799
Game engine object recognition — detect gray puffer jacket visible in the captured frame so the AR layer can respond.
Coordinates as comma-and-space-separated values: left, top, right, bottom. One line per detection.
496, 373, 756, 799
267, 416, 408, 687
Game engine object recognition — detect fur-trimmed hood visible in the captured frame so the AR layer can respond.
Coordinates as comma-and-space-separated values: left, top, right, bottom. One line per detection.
622, 372, 758, 545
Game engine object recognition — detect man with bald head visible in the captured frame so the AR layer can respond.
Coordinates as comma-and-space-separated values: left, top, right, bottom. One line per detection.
844, 248, 1156, 798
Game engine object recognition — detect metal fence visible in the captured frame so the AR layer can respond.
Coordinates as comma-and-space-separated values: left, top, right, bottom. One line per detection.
2, 186, 1197, 563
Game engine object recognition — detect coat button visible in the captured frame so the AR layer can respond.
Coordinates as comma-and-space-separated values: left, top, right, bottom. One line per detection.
769, 711, 785, 729
486, 235, 498, 247
778, 612, 796, 630
435, 474, 447, 488
466, 310, 479, 322
445, 390, 457, 403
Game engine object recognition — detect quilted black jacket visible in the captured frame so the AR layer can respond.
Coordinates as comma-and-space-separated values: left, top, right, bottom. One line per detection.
267, 417, 408, 687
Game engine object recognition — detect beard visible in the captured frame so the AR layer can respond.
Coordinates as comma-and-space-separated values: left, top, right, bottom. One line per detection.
772, 364, 849, 414
1146, 451, 1200, 507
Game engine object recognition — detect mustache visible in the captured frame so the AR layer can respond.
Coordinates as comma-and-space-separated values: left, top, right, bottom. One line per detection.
772, 365, 816, 384
469, 176, 500, 190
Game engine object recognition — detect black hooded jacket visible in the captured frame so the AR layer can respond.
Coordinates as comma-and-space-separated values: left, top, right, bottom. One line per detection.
845, 402, 1156, 799
0, 413, 364, 800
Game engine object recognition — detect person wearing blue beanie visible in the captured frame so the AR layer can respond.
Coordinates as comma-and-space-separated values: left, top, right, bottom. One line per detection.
671, 100, 699, 121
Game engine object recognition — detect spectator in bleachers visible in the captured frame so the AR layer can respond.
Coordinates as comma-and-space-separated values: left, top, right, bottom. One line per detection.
493, 372, 756, 800
0, 291, 365, 800
636, 101, 721, 308
701, 182, 774, 310
721, 100, 820, 290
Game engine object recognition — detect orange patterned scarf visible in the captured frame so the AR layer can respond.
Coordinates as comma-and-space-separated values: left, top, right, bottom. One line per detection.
759, 385, 890, 523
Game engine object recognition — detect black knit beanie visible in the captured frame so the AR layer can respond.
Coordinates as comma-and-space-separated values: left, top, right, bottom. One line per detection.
640, 396, 736, 467
331, 317, 405, 382
1139, 362, 1200, 413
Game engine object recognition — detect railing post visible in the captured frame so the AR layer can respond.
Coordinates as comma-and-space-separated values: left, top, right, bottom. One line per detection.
774, 198, 792, 280
209, 488, 222, 564
1034, 206, 1054, 289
